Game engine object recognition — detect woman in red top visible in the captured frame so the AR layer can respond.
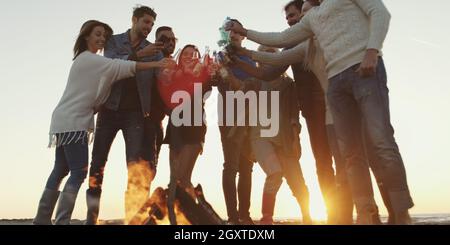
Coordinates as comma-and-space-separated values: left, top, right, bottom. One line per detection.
158, 44, 217, 225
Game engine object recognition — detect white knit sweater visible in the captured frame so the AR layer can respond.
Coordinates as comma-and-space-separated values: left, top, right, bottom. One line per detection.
247, 0, 391, 79
49, 51, 136, 146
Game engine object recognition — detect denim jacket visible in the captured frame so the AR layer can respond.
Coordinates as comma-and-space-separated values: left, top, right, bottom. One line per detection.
103, 29, 163, 118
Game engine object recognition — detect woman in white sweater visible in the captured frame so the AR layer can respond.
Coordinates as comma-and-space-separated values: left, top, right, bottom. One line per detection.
33, 20, 174, 225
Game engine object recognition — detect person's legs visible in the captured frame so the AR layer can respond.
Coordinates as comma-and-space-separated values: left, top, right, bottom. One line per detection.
251, 139, 283, 225
279, 153, 312, 224
123, 111, 150, 224
220, 126, 241, 224
142, 119, 162, 175
355, 59, 414, 224
303, 89, 336, 222
365, 139, 396, 224
167, 143, 202, 225
328, 67, 379, 224
45, 146, 70, 191
177, 144, 202, 189
55, 138, 89, 225
34, 146, 69, 225
237, 140, 254, 224
167, 147, 181, 225
86, 110, 119, 225
327, 124, 354, 224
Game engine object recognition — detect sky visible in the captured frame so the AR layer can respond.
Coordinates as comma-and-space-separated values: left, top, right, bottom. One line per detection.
1, 0, 450, 221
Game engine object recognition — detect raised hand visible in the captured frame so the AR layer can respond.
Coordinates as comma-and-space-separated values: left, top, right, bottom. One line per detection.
138, 42, 165, 58
224, 20, 248, 37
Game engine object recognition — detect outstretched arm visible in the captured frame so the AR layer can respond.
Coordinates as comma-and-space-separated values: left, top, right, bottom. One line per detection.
136, 58, 176, 71
231, 56, 288, 81
226, 15, 314, 48
249, 42, 309, 67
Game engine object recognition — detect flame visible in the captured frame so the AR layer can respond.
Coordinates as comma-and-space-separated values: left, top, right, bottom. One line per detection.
126, 184, 192, 225
124, 159, 155, 225
154, 201, 192, 225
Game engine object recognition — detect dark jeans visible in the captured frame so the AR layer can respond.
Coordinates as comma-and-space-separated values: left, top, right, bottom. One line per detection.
327, 58, 414, 213
88, 109, 149, 192
142, 119, 164, 168
46, 134, 89, 194
219, 126, 253, 221
326, 124, 354, 223
300, 77, 336, 211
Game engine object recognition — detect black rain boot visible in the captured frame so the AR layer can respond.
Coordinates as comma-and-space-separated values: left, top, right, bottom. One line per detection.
33, 188, 60, 225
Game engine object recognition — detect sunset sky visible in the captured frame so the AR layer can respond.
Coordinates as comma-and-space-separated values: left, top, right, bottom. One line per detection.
1, 0, 449, 221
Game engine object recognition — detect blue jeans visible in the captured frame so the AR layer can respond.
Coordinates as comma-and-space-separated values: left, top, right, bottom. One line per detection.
45, 134, 88, 194
327, 58, 413, 213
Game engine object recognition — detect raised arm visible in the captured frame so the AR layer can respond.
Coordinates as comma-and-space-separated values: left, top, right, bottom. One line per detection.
231, 56, 288, 81
226, 14, 314, 48
136, 58, 175, 71
249, 42, 308, 67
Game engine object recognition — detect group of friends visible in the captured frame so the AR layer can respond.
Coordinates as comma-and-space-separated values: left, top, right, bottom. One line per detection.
33, 0, 414, 225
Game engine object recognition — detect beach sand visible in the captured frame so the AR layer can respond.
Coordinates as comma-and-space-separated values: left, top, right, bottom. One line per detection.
1, 214, 449, 225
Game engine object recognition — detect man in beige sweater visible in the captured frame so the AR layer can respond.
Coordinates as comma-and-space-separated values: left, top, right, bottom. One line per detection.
227, 0, 414, 224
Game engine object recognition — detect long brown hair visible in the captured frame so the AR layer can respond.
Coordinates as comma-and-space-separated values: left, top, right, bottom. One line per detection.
177, 44, 201, 71
73, 20, 113, 60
